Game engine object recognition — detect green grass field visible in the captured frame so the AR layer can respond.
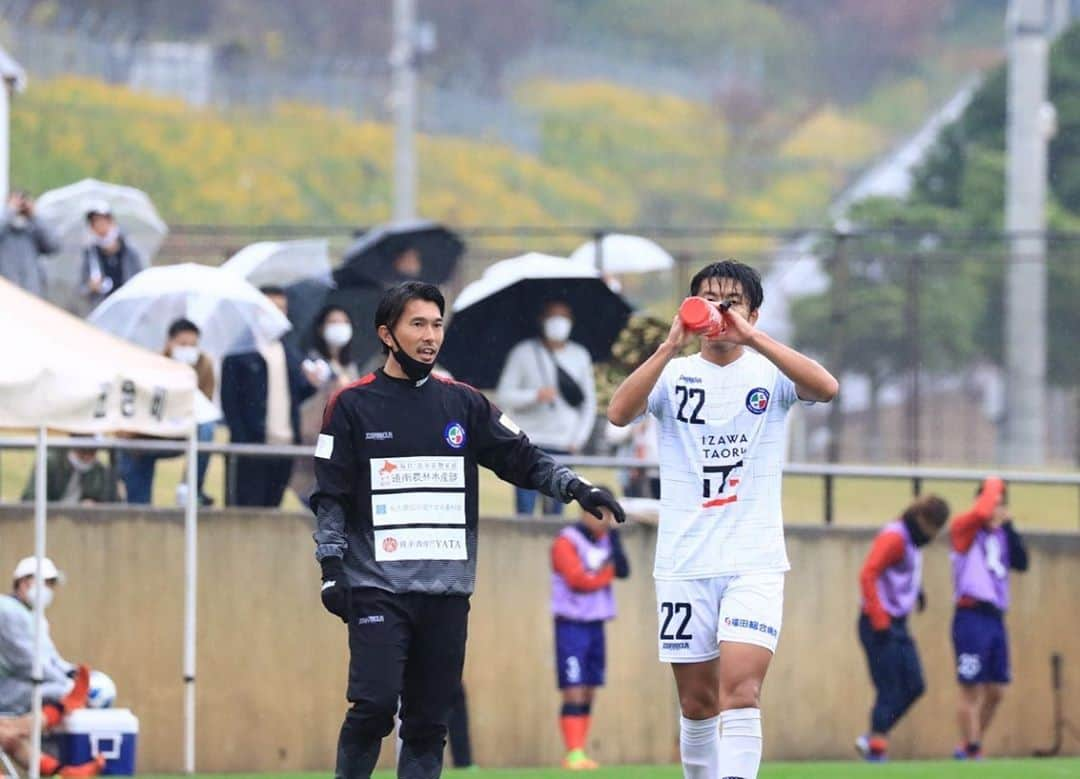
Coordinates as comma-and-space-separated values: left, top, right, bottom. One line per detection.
141, 759, 1080, 778
1, 434, 1077, 531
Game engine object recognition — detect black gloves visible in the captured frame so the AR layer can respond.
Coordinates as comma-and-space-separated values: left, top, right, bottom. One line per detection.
568, 479, 627, 524
320, 557, 349, 622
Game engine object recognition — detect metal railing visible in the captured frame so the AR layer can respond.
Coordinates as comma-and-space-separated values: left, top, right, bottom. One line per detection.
1, 436, 1078, 526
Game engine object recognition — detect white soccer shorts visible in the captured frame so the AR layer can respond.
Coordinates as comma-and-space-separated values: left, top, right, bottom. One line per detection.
655, 572, 785, 662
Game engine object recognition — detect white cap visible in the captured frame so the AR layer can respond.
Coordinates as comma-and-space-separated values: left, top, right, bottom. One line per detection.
12, 556, 62, 582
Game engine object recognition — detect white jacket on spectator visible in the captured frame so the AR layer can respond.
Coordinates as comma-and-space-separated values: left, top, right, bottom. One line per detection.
495, 337, 596, 452
0, 593, 74, 715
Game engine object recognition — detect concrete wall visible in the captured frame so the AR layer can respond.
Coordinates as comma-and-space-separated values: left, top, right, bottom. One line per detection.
1, 506, 1077, 771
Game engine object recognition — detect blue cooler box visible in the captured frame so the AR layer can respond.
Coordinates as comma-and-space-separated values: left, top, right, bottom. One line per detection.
61, 709, 139, 776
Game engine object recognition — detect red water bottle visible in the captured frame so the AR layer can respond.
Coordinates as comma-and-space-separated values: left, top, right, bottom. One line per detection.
679, 296, 725, 336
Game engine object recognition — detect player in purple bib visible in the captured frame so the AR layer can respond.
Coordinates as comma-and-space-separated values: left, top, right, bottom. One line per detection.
550, 486, 630, 770
854, 495, 950, 762
949, 477, 1029, 760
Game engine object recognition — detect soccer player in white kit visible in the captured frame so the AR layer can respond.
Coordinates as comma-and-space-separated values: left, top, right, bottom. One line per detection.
608, 261, 838, 779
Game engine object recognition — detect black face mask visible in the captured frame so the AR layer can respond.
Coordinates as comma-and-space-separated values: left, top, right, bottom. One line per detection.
388, 331, 435, 384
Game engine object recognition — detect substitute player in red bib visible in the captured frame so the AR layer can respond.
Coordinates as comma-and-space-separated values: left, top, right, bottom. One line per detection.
949, 477, 1028, 760
608, 261, 837, 779
550, 486, 630, 770
854, 495, 950, 762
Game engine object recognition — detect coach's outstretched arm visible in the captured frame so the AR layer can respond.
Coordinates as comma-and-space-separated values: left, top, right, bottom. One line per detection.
608, 315, 694, 426
721, 305, 839, 403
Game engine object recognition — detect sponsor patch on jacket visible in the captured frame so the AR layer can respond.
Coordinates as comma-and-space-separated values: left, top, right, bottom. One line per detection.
498, 413, 521, 435
365, 431, 393, 441
374, 527, 467, 562
370, 456, 465, 491
315, 434, 334, 459
371, 493, 466, 526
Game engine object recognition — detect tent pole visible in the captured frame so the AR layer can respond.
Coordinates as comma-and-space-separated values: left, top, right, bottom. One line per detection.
29, 425, 47, 779
183, 426, 198, 775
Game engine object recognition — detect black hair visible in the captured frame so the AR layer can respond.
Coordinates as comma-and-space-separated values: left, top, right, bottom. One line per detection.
902, 494, 950, 531
258, 284, 287, 298
167, 318, 200, 339
689, 260, 764, 311
311, 304, 353, 363
374, 281, 446, 354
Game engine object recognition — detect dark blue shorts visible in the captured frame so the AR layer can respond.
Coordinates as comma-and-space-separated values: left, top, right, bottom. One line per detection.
555, 619, 606, 689
952, 607, 1011, 684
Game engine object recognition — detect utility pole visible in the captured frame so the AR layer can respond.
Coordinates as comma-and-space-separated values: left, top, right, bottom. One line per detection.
391, 0, 418, 221
0, 46, 27, 198
1003, 0, 1053, 465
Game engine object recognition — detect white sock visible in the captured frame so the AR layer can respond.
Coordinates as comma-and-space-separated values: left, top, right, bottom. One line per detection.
717, 708, 762, 779
680, 714, 720, 779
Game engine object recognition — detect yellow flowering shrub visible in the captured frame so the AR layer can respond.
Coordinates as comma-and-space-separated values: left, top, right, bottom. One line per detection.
779, 106, 886, 165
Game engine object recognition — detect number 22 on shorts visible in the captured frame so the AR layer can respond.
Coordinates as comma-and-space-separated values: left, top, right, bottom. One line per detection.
659, 601, 693, 640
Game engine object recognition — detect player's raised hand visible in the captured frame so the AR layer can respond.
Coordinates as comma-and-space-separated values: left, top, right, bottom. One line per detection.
663, 312, 695, 352
717, 302, 758, 345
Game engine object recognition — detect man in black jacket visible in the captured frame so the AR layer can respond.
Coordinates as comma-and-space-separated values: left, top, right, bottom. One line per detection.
313, 281, 624, 779
221, 286, 317, 506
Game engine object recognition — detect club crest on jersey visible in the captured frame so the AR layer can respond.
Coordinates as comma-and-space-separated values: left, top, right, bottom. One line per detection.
745, 387, 770, 415
444, 421, 467, 449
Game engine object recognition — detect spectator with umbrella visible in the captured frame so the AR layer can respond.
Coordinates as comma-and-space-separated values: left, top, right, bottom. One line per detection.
80, 200, 145, 308
35, 179, 168, 314
496, 298, 597, 516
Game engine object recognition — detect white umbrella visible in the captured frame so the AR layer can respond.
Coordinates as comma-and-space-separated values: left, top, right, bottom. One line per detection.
35, 180, 169, 312
221, 239, 331, 287
569, 233, 675, 274
0, 278, 199, 777
88, 263, 292, 358
36, 178, 168, 260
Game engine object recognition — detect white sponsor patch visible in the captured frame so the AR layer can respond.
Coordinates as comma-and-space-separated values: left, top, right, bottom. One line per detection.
374, 527, 467, 562
315, 434, 334, 459
369, 456, 465, 491
371, 492, 466, 527
498, 412, 521, 435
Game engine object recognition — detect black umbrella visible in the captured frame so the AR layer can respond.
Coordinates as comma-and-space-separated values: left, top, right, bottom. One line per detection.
285, 278, 385, 367
440, 253, 633, 389
334, 220, 465, 287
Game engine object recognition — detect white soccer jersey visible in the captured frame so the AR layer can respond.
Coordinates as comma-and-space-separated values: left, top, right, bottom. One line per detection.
648, 351, 804, 579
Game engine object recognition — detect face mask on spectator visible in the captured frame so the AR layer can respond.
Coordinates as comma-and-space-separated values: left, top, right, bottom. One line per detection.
10, 215, 28, 230
171, 346, 200, 366
324, 323, 353, 348
93, 225, 120, 248
67, 451, 95, 473
25, 582, 53, 609
543, 315, 573, 343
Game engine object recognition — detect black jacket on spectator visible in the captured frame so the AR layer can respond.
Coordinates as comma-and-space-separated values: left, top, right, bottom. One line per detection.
220, 341, 314, 445
220, 341, 316, 507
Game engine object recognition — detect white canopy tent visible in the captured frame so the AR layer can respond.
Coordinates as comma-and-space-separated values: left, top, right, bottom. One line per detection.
0, 278, 200, 776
